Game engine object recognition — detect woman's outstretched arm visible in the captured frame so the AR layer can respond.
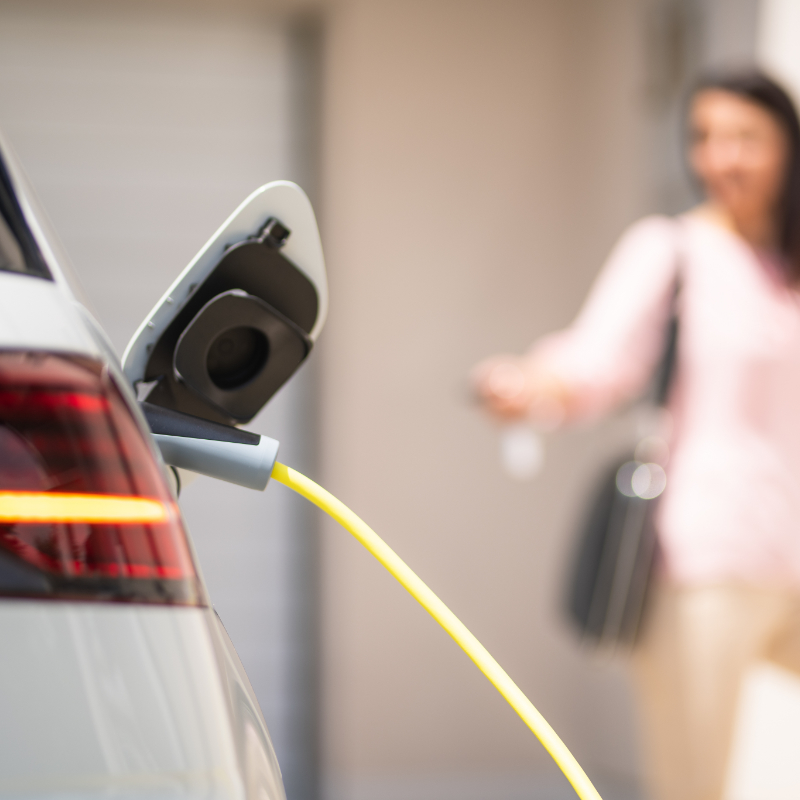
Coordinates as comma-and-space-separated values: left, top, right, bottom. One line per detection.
473, 215, 680, 424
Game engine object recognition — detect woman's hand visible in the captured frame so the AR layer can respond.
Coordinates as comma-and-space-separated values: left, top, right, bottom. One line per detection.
471, 355, 570, 424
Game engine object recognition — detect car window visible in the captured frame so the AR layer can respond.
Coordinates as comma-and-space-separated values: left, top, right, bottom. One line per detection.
0, 211, 25, 274
0, 151, 52, 280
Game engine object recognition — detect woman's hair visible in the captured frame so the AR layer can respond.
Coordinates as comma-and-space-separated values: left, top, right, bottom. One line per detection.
692, 69, 800, 281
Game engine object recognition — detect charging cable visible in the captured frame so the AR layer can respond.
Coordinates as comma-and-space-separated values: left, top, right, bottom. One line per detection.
144, 403, 601, 800
271, 462, 603, 800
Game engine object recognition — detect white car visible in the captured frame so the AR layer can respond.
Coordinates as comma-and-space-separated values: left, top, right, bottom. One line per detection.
0, 133, 325, 800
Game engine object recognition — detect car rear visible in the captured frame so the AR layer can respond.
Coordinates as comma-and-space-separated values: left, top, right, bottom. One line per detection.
0, 137, 284, 799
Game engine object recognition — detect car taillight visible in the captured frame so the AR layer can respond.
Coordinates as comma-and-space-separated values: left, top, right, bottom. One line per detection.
0, 351, 202, 604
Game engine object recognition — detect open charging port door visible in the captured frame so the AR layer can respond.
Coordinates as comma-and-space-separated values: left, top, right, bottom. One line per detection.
122, 181, 327, 427
122, 181, 327, 488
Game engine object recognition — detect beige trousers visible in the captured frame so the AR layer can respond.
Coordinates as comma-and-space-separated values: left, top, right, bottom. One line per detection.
631, 582, 800, 800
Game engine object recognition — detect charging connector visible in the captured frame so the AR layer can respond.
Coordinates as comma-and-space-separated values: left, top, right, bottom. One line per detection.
142, 403, 279, 491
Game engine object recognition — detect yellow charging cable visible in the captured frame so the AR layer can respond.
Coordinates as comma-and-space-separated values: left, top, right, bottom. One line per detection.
271, 462, 602, 800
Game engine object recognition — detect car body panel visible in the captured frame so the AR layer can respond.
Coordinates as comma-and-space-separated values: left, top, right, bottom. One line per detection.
0, 134, 288, 800
0, 602, 284, 799
0, 272, 99, 356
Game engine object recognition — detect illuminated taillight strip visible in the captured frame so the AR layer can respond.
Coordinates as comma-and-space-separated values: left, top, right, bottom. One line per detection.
0, 492, 169, 524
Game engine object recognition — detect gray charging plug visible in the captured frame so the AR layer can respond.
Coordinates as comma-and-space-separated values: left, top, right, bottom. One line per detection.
142, 403, 279, 491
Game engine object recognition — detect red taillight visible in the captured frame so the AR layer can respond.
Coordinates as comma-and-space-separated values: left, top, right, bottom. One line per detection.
0, 352, 201, 605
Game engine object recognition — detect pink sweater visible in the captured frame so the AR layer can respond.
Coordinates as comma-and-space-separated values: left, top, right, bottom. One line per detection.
537, 214, 800, 586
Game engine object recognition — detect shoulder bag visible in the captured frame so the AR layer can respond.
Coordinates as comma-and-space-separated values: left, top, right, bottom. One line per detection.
565, 235, 681, 648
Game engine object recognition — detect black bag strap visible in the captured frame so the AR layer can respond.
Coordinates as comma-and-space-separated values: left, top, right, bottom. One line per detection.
652, 219, 684, 407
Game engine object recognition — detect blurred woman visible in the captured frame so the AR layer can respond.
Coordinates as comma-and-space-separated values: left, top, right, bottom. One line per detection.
473, 71, 800, 800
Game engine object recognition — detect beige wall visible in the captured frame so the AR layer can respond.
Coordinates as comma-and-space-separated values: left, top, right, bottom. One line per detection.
318, 1, 649, 795
0, 4, 318, 797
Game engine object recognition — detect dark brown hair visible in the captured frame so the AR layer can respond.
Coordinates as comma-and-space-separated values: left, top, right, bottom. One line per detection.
692, 70, 800, 281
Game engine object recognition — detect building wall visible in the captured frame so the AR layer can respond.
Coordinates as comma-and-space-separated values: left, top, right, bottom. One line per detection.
318, 2, 649, 796
0, 4, 319, 798
758, 0, 800, 102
